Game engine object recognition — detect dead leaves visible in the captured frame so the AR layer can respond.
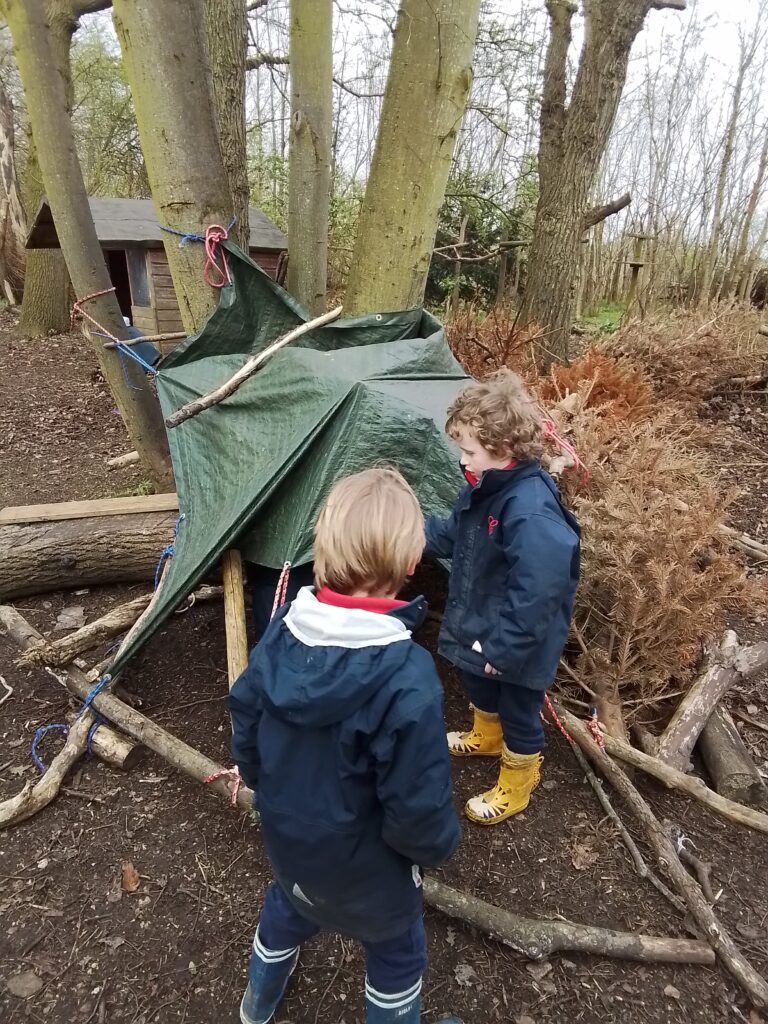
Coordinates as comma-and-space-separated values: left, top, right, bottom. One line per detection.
570, 839, 600, 871
121, 860, 140, 893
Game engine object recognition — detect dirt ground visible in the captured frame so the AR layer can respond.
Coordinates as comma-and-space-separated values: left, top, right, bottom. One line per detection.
1, 320, 768, 1024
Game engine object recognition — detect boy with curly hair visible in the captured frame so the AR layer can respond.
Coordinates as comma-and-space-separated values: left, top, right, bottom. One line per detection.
230, 468, 461, 1024
425, 370, 580, 826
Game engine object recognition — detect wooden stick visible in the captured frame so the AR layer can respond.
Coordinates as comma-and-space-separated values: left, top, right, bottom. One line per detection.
671, 497, 768, 562
758, 324, 768, 338
732, 709, 768, 735
699, 707, 768, 810
107, 451, 140, 469
656, 633, 768, 770
0, 494, 179, 524
0, 713, 94, 829
0, 605, 254, 812
559, 709, 768, 836
222, 550, 249, 685
561, 710, 768, 1007
165, 306, 343, 429
423, 878, 713, 965
63, 713, 145, 772
103, 331, 186, 349
17, 585, 223, 669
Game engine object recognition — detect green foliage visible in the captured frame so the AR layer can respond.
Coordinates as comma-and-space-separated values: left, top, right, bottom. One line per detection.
579, 302, 625, 334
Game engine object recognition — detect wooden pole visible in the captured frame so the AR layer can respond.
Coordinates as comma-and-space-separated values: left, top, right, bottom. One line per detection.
222, 549, 249, 685
698, 707, 768, 810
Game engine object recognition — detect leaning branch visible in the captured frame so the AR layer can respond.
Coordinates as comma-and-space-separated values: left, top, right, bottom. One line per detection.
583, 191, 632, 230
165, 306, 342, 429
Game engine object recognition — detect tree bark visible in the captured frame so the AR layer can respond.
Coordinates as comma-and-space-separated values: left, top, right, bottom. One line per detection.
0, 511, 178, 599
286, 0, 332, 314
0, 80, 26, 300
725, 129, 768, 301
3, 0, 173, 488
520, 0, 682, 366
582, 191, 632, 231
699, 707, 768, 810
656, 632, 768, 771
113, 0, 237, 335
17, 0, 72, 336
344, 0, 481, 315
204, 0, 250, 251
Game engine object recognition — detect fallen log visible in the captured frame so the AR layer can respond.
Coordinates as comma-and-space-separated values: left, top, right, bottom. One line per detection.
17, 584, 223, 669
559, 709, 768, 836
0, 713, 94, 829
423, 878, 712, 965
0, 605, 254, 812
165, 306, 342, 429
656, 632, 768, 770
64, 713, 146, 771
562, 710, 768, 1008
0, 511, 177, 599
699, 707, 768, 810
670, 497, 768, 562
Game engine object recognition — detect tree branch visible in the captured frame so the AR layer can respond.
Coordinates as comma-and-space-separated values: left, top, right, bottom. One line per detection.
72, 0, 113, 14
582, 191, 632, 230
540, 0, 576, 169
247, 0, 269, 10
245, 52, 289, 69
649, 0, 687, 9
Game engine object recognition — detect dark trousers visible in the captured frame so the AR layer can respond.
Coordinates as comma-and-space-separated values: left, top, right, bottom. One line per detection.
257, 882, 427, 995
462, 671, 545, 754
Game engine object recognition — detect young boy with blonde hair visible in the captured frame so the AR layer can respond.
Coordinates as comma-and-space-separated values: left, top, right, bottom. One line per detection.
425, 370, 580, 826
230, 468, 461, 1024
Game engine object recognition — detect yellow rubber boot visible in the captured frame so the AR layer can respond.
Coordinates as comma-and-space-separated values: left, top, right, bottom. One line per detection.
465, 746, 543, 825
447, 705, 503, 758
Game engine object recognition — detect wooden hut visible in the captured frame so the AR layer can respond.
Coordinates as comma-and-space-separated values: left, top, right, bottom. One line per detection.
26, 197, 287, 347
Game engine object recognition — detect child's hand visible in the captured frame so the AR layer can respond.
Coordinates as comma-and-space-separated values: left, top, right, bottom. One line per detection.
484, 662, 500, 676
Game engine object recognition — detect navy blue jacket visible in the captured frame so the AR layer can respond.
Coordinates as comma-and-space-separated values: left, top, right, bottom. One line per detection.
425, 462, 580, 688
229, 587, 460, 942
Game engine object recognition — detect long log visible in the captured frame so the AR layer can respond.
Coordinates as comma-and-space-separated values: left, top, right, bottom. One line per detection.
559, 709, 768, 836
0, 511, 177, 599
423, 878, 713, 965
699, 707, 768, 810
656, 633, 768, 770
17, 584, 223, 668
0, 605, 254, 812
563, 712, 768, 1008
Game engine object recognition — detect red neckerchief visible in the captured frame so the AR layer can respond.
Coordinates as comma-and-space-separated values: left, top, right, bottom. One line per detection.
316, 586, 406, 614
464, 460, 517, 487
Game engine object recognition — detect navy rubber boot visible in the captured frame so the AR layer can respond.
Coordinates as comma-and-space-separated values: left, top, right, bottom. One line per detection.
365, 978, 464, 1023
239, 929, 299, 1024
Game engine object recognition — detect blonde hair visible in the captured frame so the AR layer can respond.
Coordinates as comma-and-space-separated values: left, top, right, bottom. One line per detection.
446, 369, 544, 461
314, 467, 424, 596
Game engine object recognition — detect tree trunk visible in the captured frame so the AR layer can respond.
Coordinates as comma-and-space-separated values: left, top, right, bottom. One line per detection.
3, 0, 173, 488
18, 1, 74, 335
204, 0, 250, 251
520, 0, 683, 365
0, 511, 178, 599
698, 37, 754, 305
286, 0, 332, 314
344, 0, 481, 315
0, 80, 26, 300
698, 707, 768, 810
113, 0, 237, 335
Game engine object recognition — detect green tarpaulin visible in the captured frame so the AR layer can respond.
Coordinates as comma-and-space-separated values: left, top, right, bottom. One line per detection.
110, 243, 469, 677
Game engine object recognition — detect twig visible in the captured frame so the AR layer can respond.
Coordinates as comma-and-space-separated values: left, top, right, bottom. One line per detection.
568, 739, 687, 916
165, 306, 343, 428
561, 707, 768, 1008
0, 675, 12, 705
733, 709, 768, 735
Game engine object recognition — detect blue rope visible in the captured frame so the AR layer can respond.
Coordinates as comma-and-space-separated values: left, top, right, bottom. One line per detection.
160, 216, 236, 247
86, 717, 105, 755
93, 330, 158, 377
31, 724, 70, 774
153, 512, 185, 589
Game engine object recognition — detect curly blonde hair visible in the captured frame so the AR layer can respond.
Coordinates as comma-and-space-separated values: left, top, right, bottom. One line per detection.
446, 369, 544, 461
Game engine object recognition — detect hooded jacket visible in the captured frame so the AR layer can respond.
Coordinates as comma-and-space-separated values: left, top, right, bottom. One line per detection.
425, 461, 580, 688
229, 586, 460, 942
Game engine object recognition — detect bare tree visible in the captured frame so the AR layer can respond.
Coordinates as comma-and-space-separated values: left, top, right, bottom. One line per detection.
519, 0, 686, 364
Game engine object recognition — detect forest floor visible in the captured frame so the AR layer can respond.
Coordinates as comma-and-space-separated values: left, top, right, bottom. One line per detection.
1, 316, 768, 1024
